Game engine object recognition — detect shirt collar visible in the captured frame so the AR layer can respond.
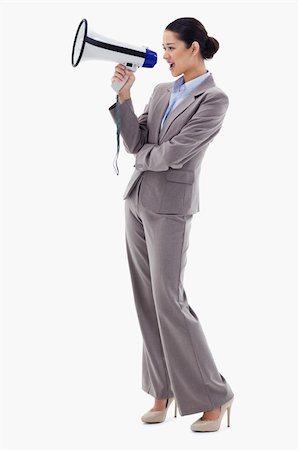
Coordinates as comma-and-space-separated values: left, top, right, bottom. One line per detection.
172, 70, 210, 94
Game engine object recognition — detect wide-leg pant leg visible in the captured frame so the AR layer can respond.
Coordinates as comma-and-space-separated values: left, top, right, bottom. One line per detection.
124, 174, 234, 416
124, 175, 174, 399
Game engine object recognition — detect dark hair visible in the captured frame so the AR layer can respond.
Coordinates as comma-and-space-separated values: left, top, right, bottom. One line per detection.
165, 17, 219, 60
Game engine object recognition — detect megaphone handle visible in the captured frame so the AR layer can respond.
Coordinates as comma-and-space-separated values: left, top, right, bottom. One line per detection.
111, 63, 138, 93
111, 75, 129, 93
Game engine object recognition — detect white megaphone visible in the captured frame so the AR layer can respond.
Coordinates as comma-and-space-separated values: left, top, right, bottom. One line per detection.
71, 18, 157, 92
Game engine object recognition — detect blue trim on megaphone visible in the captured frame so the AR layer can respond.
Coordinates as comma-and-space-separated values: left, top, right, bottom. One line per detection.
143, 48, 157, 68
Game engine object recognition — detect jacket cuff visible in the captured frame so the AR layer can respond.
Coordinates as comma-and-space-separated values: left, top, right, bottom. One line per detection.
108, 98, 133, 124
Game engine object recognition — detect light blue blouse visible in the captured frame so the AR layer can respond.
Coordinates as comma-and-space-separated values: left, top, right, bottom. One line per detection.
160, 71, 211, 130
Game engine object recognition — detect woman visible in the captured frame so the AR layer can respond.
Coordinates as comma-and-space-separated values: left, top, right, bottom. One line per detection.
109, 17, 234, 432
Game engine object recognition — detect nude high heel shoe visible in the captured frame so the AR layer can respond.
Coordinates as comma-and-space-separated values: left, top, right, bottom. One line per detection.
141, 397, 178, 423
190, 396, 234, 432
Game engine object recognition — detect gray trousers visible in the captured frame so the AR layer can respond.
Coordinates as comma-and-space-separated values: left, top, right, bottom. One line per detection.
124, 173, 234, 416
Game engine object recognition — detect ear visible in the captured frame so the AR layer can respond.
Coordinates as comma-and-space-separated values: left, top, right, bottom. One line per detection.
191, 41, 200, 55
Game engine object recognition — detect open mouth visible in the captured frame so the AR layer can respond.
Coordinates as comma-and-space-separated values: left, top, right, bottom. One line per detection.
169, 62, 175, 70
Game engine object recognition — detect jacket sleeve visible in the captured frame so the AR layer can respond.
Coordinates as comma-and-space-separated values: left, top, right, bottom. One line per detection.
108, 86, 157, 154
134, 91, 229, 172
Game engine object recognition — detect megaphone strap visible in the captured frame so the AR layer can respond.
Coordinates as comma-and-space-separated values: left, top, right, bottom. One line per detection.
86, 36, 146, 59
113, 94, 121, 175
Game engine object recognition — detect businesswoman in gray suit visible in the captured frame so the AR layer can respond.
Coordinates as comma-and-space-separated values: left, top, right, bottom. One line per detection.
109, 17, 234, 432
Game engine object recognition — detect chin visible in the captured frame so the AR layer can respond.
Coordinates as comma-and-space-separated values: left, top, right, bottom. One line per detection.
172, 70, 182, 77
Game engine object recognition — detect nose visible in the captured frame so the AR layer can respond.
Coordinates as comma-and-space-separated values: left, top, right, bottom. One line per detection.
163, 51, 169, 60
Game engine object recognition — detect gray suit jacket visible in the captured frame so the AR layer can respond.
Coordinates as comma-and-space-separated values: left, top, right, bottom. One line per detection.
109, 73, 229, 215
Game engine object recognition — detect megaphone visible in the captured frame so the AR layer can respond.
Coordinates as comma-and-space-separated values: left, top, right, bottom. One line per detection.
71, 18, 157, 92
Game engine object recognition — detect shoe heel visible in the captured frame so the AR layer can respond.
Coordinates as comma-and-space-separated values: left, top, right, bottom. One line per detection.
227, 404, 232, 427
174, 399, 177, 418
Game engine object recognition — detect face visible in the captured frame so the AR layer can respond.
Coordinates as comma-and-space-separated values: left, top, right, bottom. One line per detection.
162, 30, 200, 77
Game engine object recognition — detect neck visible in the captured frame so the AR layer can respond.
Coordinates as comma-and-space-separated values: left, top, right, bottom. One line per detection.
183, 64, 208, 83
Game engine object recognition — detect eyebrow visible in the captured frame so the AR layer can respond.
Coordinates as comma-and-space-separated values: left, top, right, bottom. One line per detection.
162, 43, 176, 46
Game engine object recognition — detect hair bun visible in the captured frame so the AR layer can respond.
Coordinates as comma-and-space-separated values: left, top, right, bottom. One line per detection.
202, 35, 219, 59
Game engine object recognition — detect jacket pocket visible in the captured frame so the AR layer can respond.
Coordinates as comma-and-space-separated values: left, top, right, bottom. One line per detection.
165, 169, 194, 184
158, 170, 194, 214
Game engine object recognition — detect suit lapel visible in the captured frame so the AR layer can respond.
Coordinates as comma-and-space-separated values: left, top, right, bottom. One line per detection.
151, 90, 171, 143
157, 73, 216, 142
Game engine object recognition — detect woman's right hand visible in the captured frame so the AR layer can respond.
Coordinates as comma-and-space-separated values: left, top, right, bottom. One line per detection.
111, 63, 135, 101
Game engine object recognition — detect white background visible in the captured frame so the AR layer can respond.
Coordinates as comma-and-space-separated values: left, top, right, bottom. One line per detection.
0, 1, 298, 449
